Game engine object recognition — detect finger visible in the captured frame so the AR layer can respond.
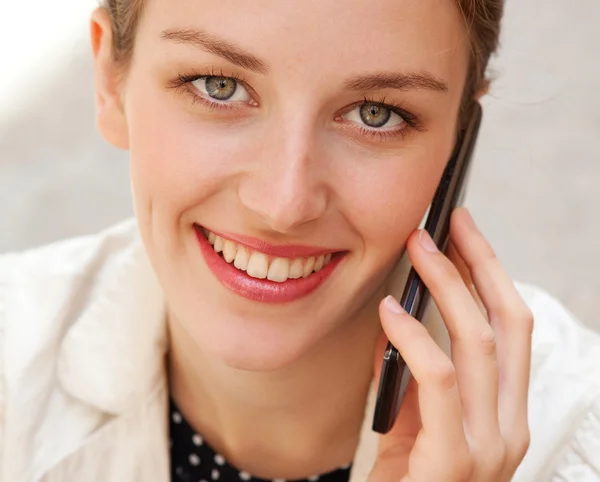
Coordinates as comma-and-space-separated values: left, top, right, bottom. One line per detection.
406, 228, 500, 441
449, 208, 533, 453
446, 240, 488, 319
378, 296, 468, 460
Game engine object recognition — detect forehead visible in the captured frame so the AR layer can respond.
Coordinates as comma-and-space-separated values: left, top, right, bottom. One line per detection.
139, 0, 469, 94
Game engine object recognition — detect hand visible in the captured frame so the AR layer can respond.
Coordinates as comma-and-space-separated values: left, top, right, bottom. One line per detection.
370, 207, 533, 482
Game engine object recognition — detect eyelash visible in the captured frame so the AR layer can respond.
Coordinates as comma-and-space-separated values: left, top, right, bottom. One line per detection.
169, 67, 251, 112
350, 94, 424, 141
168, 69, 425, 141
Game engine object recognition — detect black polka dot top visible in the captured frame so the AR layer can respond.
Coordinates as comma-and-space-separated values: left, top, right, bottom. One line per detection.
170, 398, 353, 482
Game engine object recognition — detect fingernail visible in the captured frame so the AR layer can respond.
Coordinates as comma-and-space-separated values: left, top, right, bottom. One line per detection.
384, 295, 405, 315
418, 230, 438, 253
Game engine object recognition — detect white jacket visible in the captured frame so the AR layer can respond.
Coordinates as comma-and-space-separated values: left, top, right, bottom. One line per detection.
0, 219, 599, 482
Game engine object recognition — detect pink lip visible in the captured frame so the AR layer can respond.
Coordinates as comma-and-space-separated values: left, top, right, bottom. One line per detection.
194, 226, 344, 303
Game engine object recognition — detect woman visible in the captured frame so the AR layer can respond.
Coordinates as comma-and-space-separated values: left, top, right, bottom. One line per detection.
1, 0, 599, 481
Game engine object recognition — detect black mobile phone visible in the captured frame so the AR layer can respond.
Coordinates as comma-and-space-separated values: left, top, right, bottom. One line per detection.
372, 102, 483, 434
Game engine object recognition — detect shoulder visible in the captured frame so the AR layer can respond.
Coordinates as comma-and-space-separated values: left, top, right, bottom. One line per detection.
0, 217, 162, 408
513, 282, 600, 481
516, 281, 600, 388
0, 218, 140, 302
0, 218, 141, 340
0, 218, 142, 285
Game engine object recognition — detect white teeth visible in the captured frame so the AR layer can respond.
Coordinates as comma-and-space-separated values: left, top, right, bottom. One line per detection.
233, 246, 250, 271
313, 255, 325, 273
303, 257, 316, 278
222, 240, 237, 263
267, 257, 290, 282
213, 236, 224, 253
246, 252, 269, 279
203, 229, 336, 281
288, 258, 304, 279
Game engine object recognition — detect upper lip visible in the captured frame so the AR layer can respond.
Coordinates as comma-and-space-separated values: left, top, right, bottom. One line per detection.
196, 224, 342, 258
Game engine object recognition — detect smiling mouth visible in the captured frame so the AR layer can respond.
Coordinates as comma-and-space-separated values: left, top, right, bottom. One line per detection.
199, 227, 336, 283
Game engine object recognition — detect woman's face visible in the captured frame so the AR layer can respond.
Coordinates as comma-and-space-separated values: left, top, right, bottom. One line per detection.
104, 0, 469, 370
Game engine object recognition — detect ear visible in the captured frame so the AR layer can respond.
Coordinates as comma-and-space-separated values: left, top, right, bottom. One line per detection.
90, 7, 129, 150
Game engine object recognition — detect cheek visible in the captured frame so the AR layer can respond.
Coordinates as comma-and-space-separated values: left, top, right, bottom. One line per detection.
124, 80, 243, 228
338, 143, 451, 265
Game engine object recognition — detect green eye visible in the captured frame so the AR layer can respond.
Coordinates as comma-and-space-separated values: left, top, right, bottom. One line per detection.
360, 103, 392, 128
205, 76, 238, 101
189, 75, 253, 104
341, 100, 406, 133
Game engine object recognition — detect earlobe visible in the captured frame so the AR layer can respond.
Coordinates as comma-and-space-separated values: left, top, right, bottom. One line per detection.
90, 7, 130, 150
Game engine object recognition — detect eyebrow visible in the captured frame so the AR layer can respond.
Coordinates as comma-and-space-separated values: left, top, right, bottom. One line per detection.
160, 28, 449, 93
343, 72, 448, 93
161, 28, 269, 74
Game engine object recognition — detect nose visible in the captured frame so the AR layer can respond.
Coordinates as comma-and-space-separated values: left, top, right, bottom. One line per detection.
237, 120, 328, 234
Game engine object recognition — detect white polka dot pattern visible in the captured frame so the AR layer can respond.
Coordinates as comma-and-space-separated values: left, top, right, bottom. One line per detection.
169, 398, 352, 482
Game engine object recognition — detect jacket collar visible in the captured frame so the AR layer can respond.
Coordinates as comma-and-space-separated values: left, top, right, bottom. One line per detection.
57, 220, 168, 415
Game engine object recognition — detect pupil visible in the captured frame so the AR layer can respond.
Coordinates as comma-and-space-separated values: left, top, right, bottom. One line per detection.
206, 76, 237, 100
360, 102, 391, 128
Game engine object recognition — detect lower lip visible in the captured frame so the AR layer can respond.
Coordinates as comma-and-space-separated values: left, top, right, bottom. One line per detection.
194, 227, 343, 303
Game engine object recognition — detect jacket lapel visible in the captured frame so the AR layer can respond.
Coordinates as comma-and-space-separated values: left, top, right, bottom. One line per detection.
26, 220, 170, 481
38, 383, 171, 482
56, 233, 168, 416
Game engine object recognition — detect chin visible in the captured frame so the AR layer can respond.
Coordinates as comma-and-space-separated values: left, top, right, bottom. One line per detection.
194, 308, 333, 372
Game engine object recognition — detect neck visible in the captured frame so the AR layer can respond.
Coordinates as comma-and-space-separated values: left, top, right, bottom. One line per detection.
167, 297, 381, 480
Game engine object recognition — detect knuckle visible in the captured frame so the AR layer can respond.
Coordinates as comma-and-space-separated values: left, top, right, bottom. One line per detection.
427, 265, 462, 295
493, 302, 535, 335
477, 328, 497, 357
520, 306, 535, 336
509, 429, 531, 462
471, 244, 498, 275
428, 358, 457, 391
492, 443, 508, 470
479, 242, 498, 264
451, 456, 474, 482
475, 441, 507, 476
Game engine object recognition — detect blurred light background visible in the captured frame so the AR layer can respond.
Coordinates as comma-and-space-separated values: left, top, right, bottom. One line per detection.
0, 0, 598, 329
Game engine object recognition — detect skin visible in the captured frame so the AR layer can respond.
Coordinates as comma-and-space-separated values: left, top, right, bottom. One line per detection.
91, 0, 533, 480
